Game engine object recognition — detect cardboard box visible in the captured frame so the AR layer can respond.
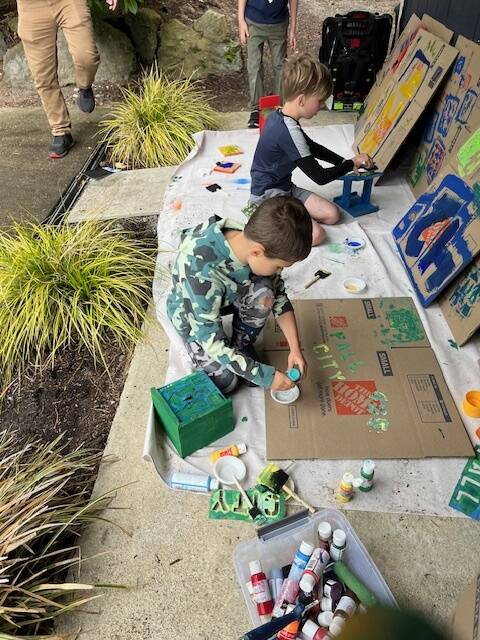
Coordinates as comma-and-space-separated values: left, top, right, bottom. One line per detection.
452, 574, 480, 640
392, 171, 480, 307
408, 36, 480, 198
263, 297, 472, 461
354, 15, 457, 171
439, 254, 480, 345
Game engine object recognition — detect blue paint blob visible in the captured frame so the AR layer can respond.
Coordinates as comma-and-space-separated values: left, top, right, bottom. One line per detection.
232, 178, 250, 185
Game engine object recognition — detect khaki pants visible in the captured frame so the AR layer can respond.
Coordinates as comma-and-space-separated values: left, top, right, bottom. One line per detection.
17, 0, 100, 135
246, 18, 288, 111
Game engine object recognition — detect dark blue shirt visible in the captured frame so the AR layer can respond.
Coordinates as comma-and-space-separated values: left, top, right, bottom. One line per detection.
250, 109, 351, 196
245, 0, 289, 25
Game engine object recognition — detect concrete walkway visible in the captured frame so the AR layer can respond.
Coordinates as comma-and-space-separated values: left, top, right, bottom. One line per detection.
55, 110, 480, 639
0, 106, 110, 226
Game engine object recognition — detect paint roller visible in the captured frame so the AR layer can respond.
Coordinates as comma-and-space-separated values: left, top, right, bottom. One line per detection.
256, 464, 315, 514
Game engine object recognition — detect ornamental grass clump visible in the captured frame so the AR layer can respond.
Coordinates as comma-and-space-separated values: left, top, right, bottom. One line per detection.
0, 432, 115, 638
0, 220, 158, 395
99, 66, 219, 168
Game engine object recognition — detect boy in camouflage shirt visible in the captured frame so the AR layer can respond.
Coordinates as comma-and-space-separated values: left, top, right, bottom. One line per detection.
167, 196, 312, 393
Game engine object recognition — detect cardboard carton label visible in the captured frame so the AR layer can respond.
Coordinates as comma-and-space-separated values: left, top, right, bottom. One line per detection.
263, 298, 472, 460
439, 254, 480, 345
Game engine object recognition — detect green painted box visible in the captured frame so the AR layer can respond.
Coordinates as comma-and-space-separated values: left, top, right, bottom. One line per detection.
150, 371, 234, 458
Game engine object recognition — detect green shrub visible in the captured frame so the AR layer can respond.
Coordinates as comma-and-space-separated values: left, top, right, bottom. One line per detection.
0, 220, 161, 395
0, 432, 118, 638
99, 66, 219, 168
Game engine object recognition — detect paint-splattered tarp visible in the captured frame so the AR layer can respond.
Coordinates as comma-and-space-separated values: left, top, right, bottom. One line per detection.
149, 125, 480, 518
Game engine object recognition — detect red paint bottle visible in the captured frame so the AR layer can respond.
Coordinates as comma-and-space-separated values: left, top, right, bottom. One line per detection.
249, 560, 274, 622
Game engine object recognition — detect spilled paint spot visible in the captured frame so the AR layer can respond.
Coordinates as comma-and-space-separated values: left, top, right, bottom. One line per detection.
232, 177, 251, 185
328, 243, 345, 254
368, 417, 390, 432
448, 339, 459, 350
171, 198, 182, 213
241, 416, 248, 423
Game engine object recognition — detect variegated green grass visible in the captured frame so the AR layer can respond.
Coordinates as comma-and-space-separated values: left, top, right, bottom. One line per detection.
99, 65, 219, 168
0, 220, 164, 396
0, 432, 125, 638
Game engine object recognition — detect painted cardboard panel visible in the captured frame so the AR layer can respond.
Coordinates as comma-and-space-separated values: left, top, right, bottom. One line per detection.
392, 173, 480, 307
263, 298, 472, 461
439, 254, 480, 345
408, 36, 480, 197
354, 17, 457, 171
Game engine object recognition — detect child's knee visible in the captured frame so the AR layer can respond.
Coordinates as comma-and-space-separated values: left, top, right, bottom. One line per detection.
312, 222, 326, 246
321, 203, 341, 225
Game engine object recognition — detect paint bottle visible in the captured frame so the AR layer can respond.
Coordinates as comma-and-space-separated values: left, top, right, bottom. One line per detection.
299, 547, 330, 593
210, 442, 247, 463
302, 619, 330, 640
317, 611, 334, 627
286, 367, 301, 382
277, 604, 300, 640
329, 530, 347, 562
249, 560, 274, 623
169, 472, 219, 493
336, 472, 354, 502
358, 459, 375, 491
274, 541, 314, 613
269, 567, 284, 602
329, 592, 358, 637
320, 596, 334, 611
323, 579, 343, 602
317, 521, 332, 552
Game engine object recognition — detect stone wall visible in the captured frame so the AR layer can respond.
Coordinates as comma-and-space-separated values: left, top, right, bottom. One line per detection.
1, 8, 242, 90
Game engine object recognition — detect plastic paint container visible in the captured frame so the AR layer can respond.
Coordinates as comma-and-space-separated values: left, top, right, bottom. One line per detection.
213, 455, 247, 486
343, 277, 367, 294
463, 390, 480, 418
344, 238, 365, 253
271, 385, 300, 405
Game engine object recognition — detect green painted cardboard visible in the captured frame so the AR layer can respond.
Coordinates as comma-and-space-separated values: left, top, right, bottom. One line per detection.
208, 487, 286, 523
150, 370, 234, 458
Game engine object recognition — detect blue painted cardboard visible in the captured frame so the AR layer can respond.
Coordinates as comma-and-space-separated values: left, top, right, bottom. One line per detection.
392, 173, 480, 307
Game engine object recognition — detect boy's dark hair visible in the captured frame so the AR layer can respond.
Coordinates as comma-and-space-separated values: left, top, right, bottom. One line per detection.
282, 52, 332, 102
244, 196, 312, 263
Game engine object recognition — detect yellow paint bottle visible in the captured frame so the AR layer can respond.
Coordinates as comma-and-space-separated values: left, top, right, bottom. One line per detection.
210, 442, 247, 463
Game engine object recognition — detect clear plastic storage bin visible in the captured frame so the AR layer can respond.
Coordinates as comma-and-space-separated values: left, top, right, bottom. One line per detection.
234, 509, 397, 626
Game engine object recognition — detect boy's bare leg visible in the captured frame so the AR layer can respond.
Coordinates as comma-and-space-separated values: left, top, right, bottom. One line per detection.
304, 193, 341, 225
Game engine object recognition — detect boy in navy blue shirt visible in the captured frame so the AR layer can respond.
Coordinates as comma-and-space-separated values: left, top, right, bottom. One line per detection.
250, 53, 374, 244
238, 0, 298, 128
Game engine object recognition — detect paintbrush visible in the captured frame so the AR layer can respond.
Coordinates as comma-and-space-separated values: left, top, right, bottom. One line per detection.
232, 476, 265, 524
238, 597, 319, 640
257, 464, 315, 514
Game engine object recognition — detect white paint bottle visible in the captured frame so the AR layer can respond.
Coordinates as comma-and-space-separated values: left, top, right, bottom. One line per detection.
329, 529, 347, 562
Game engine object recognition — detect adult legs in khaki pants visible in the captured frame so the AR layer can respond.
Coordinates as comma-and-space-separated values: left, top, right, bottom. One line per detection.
17, 0, 100, 150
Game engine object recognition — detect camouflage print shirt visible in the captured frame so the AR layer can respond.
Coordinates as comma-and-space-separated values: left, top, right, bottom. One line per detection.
167, 216, 293, 387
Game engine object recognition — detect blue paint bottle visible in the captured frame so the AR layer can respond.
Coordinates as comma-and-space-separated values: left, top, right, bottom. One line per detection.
286, 367, 301, 382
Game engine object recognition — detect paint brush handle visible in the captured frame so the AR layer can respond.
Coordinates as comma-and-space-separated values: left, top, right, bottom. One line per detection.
304, 275, 320, 289
238, 605, 301, 640
233, 476, 254, 508
283, 486, 315, 514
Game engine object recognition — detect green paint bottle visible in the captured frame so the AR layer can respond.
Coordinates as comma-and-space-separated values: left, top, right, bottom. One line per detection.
358, 459, 375, 492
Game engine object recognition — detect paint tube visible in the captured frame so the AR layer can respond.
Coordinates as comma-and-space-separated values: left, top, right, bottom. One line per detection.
299, 548, 330, 593
210, 442, 247, 463
169, 472, 219, 493
273, 541, 314, 615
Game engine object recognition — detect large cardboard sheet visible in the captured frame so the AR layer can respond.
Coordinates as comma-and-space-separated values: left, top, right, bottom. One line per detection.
408, 36, 480, 198
354, 15, 457, 171
439, 255, 480, 345
263, 298, 472, 461
392, 172, 480, 307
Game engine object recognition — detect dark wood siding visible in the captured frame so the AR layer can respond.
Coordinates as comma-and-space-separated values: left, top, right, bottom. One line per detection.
400, 0, 480, 43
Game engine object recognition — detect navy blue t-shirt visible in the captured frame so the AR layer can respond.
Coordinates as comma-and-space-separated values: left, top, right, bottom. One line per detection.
250, 109, 351, 196
245, 0, 289, 24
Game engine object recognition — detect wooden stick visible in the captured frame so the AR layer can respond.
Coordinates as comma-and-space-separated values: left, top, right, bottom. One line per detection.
283, 485, 315, 514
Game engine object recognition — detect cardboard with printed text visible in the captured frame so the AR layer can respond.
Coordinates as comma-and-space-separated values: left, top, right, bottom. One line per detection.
408, 36, 480, 198
263, 297, 472, 460
354, 15, 457, 171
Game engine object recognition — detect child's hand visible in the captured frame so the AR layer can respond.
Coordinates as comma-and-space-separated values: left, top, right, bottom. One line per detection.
271, 371, 295, 391
287, 349, 307, 378
352, 153, 374, 173
239, 19, 249, 45
288, 26, 297, 50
